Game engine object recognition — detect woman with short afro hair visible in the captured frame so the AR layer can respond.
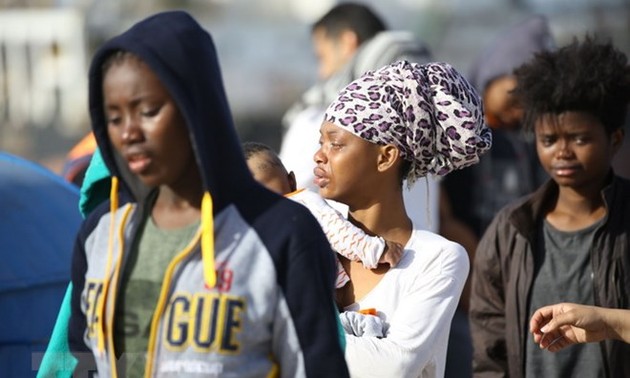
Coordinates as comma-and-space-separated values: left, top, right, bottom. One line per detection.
470, 36, 630, 378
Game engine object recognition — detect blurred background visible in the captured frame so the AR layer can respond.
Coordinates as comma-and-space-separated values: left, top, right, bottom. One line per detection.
0, 0, 628, 172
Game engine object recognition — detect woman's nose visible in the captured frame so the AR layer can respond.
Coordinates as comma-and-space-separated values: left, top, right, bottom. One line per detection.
121, 116, 142, 144
313, 146, 326, 164
555, 139, 573, 159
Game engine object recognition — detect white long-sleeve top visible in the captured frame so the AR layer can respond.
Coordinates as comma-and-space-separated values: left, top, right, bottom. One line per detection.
343, 229, 469, 378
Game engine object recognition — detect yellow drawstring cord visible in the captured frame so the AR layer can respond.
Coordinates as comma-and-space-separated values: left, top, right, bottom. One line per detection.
201, 191, 216, 288
97, 176, 119, 353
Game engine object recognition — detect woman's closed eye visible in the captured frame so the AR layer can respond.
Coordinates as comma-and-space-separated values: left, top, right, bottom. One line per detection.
141, 106, 161, 118
317, 138, 343, 149
106, 114, 122, 126
539, 135, 556, 147
573, 135, 589, 145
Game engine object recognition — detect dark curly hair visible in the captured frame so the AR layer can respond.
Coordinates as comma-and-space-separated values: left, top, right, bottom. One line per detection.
513, 36, 630, 134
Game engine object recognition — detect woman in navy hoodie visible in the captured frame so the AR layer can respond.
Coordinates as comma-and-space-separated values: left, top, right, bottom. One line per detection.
67, 11, 348, 377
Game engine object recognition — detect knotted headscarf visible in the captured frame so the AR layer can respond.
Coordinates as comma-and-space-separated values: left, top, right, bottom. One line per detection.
324, 60, 492, 184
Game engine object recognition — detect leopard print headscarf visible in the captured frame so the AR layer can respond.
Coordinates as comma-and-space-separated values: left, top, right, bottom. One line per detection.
324, 60, 492, 184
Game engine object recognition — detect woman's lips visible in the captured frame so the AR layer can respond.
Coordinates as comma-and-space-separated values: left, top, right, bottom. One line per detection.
552, 164, 580, 177
313, 167, 329, 188
127, 153, 151, 174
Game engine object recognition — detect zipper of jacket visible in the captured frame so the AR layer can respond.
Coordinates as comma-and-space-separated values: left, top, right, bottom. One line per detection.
522, 233, 536, 378
144, 227, 203, 378
607, 260, 623, 377
591, 243, 611, 378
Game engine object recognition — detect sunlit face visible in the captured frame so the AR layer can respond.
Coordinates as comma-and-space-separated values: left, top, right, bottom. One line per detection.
246, 152, 295, 195
483, 75, 523, 130
535, 111, 622, 190
103, 57, 196, 188
312, 27, 353, 80
313, 121, 381, 206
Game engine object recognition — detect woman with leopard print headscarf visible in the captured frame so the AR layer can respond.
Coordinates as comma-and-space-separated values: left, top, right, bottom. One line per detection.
314, 60, 491, 377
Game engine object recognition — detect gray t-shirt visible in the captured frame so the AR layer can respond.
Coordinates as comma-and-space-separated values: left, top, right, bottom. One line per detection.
525, 217, 606, 378
115, 217, 200, 377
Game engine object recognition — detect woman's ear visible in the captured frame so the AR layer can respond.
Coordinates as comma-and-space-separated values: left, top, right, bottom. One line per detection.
339, 29, 360, 56
376, 144, 401, 173
611, 128, 625, 156
287, 171, 297, 192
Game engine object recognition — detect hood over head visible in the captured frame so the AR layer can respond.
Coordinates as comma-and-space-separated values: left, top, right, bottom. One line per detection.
88, 10, 252, 212
469, 14, 555, 92
88, 11, 256, 288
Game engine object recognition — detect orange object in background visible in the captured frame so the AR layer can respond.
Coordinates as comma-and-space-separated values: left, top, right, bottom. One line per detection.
66, 132, 97, 161
61, 132, 96, 186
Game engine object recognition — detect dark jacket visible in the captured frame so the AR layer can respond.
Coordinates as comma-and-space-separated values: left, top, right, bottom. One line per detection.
68, 11, 348, 377
470, 174, 630, 378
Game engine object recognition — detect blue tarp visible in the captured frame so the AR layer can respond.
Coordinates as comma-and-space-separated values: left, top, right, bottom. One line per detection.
0, 152, 81, 378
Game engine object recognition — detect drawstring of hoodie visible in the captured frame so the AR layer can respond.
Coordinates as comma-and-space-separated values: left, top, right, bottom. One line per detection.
201, 191, 216, 288
96, 176, 132, 378
96, 176, 119, 353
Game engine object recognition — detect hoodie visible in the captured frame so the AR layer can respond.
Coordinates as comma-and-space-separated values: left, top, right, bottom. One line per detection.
68, 11, 347, 378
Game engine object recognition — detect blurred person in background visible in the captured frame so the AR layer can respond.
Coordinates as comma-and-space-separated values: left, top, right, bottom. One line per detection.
281, 2, 387, 177
611, 110, 630, 179
442, 14, 553, 241
439, 17, 554, 375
